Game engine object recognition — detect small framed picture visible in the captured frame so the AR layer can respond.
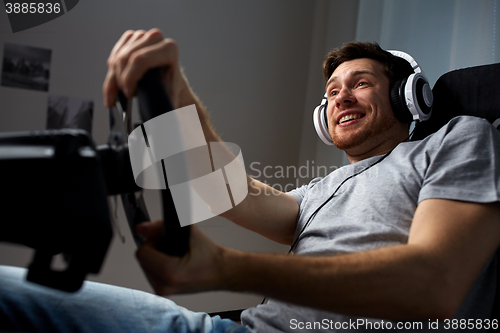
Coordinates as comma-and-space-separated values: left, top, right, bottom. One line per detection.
1, 43, 52, 92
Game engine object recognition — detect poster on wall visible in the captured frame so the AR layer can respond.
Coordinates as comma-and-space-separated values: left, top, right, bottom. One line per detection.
46, 94, 94, 133
1, 43, 52, 92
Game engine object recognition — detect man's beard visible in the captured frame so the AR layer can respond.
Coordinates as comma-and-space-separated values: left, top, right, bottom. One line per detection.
330, 115, 398, 151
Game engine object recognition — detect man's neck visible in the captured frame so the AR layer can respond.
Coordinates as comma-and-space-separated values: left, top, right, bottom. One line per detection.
345, 132, 409, 164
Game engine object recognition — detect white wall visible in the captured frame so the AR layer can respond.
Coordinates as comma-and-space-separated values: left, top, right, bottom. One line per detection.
0, 0, 358, 312
308, 0, 361, 170
356, 0, 500, 86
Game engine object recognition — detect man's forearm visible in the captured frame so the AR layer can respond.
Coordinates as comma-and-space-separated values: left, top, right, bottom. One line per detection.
180, 91, 299, 243
220, 178, 299, 244
221, 244, 459, 321
177, 79, 221, 144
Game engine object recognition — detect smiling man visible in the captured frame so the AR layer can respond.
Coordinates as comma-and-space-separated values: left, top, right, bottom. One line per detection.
326, 58, 408, 162
322, 43, 415, 164
1, 31, 500, 333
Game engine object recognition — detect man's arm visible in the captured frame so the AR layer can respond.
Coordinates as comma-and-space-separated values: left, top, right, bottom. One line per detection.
103, 29, 299, 244
136, 198, 500, 320
220, 179, 299, 245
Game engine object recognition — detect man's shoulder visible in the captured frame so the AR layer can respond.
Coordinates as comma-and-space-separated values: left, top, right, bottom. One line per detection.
421, 115, 497, 145
401, 115, 500, 165
445, 115, 493, 129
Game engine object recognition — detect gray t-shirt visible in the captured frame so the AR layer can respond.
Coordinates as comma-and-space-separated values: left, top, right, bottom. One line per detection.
241, 116, 500, 332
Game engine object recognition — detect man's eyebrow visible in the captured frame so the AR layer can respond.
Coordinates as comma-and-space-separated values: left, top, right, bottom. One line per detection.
325, 69, 378, 89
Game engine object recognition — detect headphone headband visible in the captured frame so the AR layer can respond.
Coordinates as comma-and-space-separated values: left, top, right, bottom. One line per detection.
387, 50, 422, 73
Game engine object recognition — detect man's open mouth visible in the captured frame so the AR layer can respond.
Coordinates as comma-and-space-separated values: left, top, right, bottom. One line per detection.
338, 114, 365, 125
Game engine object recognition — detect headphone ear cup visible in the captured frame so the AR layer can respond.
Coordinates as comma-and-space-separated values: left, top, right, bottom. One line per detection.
388, 49, 433, 123
405, 73, 433, 121
313, 102, 334, 145
390, 78, 413, 123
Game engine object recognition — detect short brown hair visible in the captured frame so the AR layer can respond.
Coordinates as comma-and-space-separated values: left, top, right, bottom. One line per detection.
323, 41, 414, 88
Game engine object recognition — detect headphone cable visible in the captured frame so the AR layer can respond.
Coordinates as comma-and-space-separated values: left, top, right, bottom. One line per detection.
259, 127, 416, 305
289, 126, 416, 254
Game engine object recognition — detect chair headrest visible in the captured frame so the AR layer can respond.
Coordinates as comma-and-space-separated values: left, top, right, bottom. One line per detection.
411, 63, 500, 141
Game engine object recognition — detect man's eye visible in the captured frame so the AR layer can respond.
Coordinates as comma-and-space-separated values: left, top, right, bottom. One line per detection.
357, 82, 368, 87
330, 91, 339, 97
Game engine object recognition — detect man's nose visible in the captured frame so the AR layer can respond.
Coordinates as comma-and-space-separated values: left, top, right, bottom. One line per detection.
335, 87, 356, 107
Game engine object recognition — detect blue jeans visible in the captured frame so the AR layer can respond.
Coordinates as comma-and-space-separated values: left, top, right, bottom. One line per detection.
0, 265, 249, 333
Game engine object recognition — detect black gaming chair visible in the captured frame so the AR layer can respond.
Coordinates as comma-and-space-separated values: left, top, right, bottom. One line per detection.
412, 63, 500, 321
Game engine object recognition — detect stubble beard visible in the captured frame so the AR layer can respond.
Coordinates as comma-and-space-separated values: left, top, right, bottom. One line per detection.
330, 115, 399, 151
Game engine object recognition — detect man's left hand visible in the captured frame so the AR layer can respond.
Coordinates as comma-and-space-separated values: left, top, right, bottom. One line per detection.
135, 220, 228, 296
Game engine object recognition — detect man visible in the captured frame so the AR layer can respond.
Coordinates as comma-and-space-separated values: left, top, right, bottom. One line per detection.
1, 28, 500, 332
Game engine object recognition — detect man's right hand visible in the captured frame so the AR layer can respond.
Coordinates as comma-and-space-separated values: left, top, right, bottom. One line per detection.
102, 29, 299, 245
103, 28, 195, 110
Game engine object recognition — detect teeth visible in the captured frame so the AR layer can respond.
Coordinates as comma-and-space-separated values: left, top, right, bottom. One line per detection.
339, 114, 363, 124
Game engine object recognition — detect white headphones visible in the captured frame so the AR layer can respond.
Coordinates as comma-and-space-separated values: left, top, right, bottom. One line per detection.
313, 50, 433, 145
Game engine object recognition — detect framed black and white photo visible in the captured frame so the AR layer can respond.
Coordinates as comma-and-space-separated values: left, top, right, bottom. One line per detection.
1, 43, 52, 92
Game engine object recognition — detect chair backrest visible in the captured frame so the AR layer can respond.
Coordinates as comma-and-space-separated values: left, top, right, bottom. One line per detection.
412, 63, 500, 321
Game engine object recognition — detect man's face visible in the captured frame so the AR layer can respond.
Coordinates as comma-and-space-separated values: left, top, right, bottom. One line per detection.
325, 58, 407, 161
